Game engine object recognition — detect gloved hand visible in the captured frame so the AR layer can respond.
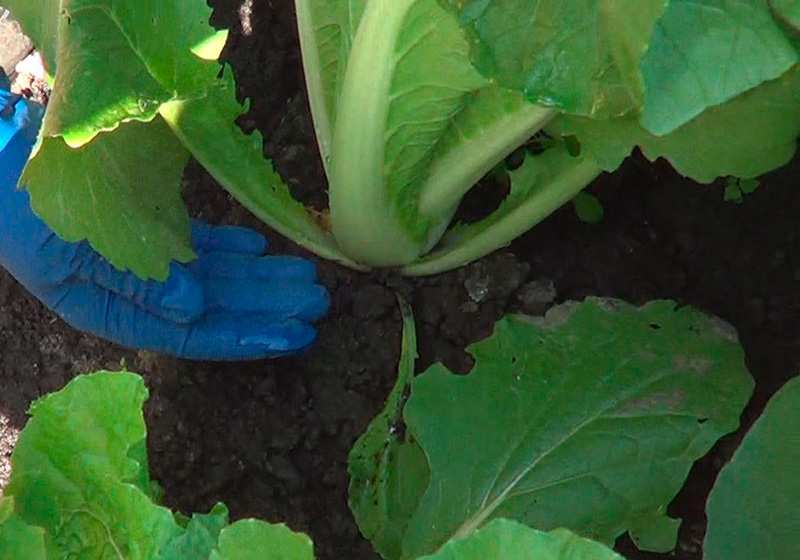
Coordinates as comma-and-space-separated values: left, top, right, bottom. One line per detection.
0, 88, 329, 360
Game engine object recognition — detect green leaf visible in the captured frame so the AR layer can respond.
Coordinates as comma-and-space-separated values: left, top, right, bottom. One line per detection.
724, 177, 761, 203
4, 371, 184, 559
294, 0, 367, 166
772, 0, 800, 30
22, 117, 194, 281
156, 503, 230, 560
396, 298, 753, 558
640, 0, 799, 135
419, 519, 624, 560
6, 0, 222, 145
403, 145, 602, 276
564, 65, 800, 183
0, 499, 47, 560
209, 520, 315, 560
704, 376, 800, 560
572, 191, 604, 224
159, 70, 362, 270
348, 297, 430, 560
441, 0, 668, 118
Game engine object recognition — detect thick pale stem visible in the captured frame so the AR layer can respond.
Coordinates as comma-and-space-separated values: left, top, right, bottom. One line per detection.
419, 104, 557, 221
402, 158, 604, 276
328, 0, 421, 266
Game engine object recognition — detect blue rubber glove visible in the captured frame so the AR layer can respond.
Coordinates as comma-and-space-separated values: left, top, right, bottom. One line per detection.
0, 88, 329, 360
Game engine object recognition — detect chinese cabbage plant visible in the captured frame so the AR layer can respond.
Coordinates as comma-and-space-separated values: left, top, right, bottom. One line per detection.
6, 0, 800, 279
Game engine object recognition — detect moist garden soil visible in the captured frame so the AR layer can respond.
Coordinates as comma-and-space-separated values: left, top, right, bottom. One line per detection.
1, 1, 799, 559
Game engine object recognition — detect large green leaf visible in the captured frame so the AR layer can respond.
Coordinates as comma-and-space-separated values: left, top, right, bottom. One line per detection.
209, 520, 315, 560
4, 0, 224, 279
393, 299, 753, 558
348, 298, 430, 560
6, 0, 223, 145
420, 519, 624, 560
565, 65, 800, 183
22, 117, 194, 281
159, 70, 361, 270
704, 376, 800, 560
3, 371, 184, 558
440, 0, 668, 119
640, 0, 799, 135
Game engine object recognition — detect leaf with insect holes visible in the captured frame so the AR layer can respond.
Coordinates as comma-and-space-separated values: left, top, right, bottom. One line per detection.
364, 298, 754, 559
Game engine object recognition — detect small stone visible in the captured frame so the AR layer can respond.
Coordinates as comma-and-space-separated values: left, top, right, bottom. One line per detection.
518, 278, 557, 315
464, 271, 490, 303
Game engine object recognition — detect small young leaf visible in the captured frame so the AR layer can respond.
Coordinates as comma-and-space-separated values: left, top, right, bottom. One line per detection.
397, 299, 753, 558
419, 519, 624, 560
704, 376, 800, 560
572, 191, 604, 224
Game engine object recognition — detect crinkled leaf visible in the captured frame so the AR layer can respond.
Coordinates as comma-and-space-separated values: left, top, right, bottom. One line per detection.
565, 66, 800, 183
420, 519, 624, 560
704, 376, 800, 560
156, 503, 230, 560
209, 520, 315, 560
160, 70, 360, 269
348, 298, 430, 560
641, 0, 799, 135
4, 371, 183, 559
441, 0, 667, 118
395, 298, 753, 558
22, 117, 193, 281
5, 0, 223, 145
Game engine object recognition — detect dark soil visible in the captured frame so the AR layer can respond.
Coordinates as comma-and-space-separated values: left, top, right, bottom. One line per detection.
1, 2, 798, 559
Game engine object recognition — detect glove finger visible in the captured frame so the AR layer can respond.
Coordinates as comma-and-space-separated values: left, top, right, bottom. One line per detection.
204, 278, 329, 321
189, 252, 318, 281
79, 258, 204, 324
191, 220, 268, 255
49, 283, 317, 360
